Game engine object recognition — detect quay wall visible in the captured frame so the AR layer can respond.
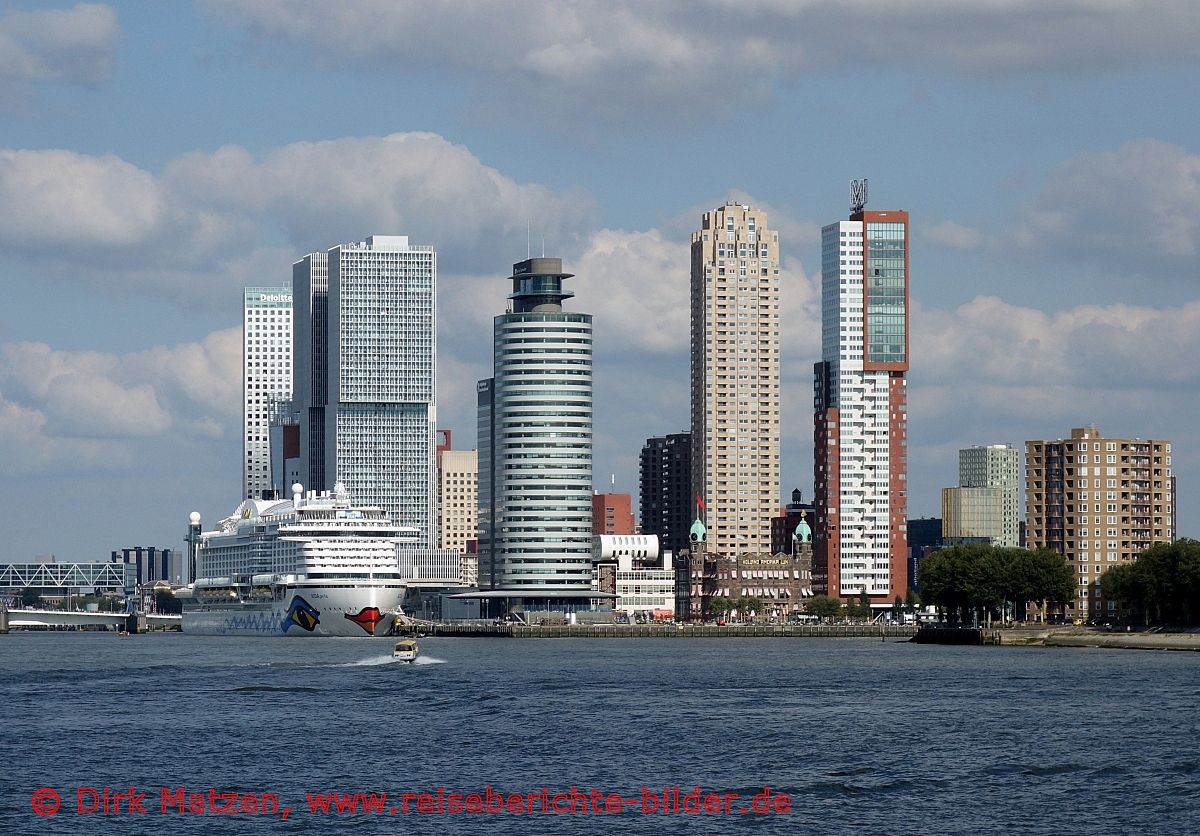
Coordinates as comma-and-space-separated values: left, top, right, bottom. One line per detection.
428, 623, 918, 639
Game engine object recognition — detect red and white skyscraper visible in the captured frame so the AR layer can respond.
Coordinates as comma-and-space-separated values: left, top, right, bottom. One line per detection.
813, 186, 909, 605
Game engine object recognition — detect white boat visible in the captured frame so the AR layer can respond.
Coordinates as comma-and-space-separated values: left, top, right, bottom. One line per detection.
392, 639, 420, 662
178, 483, 412, 637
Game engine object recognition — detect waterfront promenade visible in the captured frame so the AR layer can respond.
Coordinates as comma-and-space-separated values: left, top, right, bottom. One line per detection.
421, 622, 918, 639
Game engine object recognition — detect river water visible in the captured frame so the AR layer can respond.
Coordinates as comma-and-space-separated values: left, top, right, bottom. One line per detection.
1, 633, 1196, 834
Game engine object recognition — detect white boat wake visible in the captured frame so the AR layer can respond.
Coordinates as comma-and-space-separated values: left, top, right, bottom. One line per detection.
340, 654, 447, 667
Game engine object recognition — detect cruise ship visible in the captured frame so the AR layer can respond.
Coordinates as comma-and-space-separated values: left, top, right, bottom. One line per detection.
179, 482, 412, 637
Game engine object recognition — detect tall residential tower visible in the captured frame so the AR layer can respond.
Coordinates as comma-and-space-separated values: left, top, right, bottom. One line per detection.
689, 203, 781, 556
813, 190, 910, 604
639, 432, 692, 558
1026, 426, 1175, 620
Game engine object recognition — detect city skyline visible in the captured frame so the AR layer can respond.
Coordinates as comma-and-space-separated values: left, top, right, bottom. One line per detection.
1, 2, 1198, 559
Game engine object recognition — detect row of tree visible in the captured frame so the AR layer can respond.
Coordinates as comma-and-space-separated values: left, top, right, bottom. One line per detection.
919, 544, 1075, 625
707, 596, 765, 619
1102, 540, 1200, 626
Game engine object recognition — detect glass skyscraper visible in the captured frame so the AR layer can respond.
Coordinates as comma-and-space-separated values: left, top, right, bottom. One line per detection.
292, 235, 436, 545
477, 257, 593, 594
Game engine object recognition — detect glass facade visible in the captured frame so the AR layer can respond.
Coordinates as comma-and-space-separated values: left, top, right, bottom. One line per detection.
326, 237, 437, 546
479, 259, 594, 591
864, 221, 906, 365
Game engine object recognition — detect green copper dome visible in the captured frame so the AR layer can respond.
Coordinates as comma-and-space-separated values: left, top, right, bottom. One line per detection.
794, 519, 812, 544
689, 518, 707, 544
794, 511, 812, 544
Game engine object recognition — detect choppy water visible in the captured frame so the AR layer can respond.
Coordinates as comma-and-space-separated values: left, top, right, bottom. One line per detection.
1, 633, 1197, 834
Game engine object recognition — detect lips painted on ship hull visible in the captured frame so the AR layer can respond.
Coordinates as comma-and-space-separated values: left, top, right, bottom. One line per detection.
344, 606, 384, 635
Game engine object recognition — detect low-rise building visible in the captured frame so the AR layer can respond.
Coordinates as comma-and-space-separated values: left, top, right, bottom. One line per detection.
592, 534, 674, 619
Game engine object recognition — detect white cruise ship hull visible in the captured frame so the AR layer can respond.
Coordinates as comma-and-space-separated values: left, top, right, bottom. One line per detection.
183, 581, 405, 637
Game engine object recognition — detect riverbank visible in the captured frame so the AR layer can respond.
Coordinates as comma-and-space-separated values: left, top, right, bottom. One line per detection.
916, 625, 1200, 651
422, 623, 918, 639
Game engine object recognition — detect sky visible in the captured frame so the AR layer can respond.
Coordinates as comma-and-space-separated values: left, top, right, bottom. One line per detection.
1, 0, 1198, 561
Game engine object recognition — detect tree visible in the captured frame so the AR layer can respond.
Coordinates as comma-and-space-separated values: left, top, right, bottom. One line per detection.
21, 587, 41, 608
707, 596, 731, 618
154, 589, 183, 615
1101, 540, 1200, 627
805, 596, 843, 622
919, 544, 1074, 625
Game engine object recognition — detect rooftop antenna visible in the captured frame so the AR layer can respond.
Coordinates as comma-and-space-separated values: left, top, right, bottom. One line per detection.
850, 178, 868, 214
541, 234, 545, 258
526, 219, 531, 259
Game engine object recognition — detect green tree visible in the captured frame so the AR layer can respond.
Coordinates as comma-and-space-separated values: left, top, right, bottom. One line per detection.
154, 589, 183, 615
707, 596, 731, 618
21, 587, 41, 608
805, 596, 842, 622
1102, 540, 1200, 626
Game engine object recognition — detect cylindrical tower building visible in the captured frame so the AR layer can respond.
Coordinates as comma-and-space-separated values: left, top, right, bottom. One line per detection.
486, 257, 593, 593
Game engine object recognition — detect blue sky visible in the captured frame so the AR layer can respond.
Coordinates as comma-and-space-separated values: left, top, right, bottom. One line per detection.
2, 1, 1198, 560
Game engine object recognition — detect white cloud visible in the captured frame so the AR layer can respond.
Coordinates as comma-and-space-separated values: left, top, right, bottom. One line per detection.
203, 1, 1200, 122
0, 328, 241, 462
1015, 139, 1200, 276
0, 149, 166, 250
0, 394, 129, 475
0, 133, 596, 302
0, 3, 116, 91
922, 220, 990, 251
902, 294, 1200, 515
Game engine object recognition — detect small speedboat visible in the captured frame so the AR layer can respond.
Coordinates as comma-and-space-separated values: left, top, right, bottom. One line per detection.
392, 639, 419, 663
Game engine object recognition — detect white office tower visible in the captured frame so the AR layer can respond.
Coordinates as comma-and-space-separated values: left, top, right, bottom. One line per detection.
325, 235, 437, 547
813, 199, 910, 603
243, 287, 293, 499
477, 258, 593, 597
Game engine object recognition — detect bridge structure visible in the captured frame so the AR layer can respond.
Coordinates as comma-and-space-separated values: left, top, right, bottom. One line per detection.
0, 607, 181, 633
0, 561, 136, 596
0, 562, 179, 634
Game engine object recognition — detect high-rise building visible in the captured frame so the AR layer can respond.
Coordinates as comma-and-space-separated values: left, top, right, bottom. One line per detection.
960, 444, 1019, 546
438, 447, 478, 553
243, 287, 293, 499
1025, 426, 1175, 620
477, 257, 594, 600
813, 194, 909, 604
292, 251, 328, 493
689, 203, 781, 556
771, 488, 816, 555
292, 235, 436, 544
639, 432, 692, 557
592, 493, 635, 535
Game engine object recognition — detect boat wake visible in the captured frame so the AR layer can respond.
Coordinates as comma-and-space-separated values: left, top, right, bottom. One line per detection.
339, 654, 447, 667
